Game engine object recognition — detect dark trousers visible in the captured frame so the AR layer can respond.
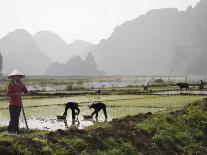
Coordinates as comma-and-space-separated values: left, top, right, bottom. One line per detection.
92, 107, 108, 120
143, 86, 148, 92
8, 105, 21, 133
72, 110, 76, 120
103, 107, 108, 120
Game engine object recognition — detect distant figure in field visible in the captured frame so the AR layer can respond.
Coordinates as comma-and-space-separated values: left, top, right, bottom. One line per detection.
143, 82, 149, 92
89, 101, 107, 120
177, 83, 189, 91
95, 89, 101, 95
63, 102, 80, 120
200, 80, 205, 90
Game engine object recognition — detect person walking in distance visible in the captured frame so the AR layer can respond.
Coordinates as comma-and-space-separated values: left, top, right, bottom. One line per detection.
200, 80, 205, 90
143, 82, 149, 92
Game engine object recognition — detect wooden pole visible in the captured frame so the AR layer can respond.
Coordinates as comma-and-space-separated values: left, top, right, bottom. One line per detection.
22, 106, 29, 129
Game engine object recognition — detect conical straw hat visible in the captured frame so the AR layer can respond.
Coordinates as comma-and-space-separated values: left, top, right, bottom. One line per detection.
7, 69, 25, 78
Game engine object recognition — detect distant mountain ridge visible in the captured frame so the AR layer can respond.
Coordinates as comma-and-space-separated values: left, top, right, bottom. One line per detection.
169, 0, 207, 75
46, 52, 105, 76
0, 29, 99, 75
0, 0, 206, 75
34, 31, 95, 62
94, 0, 207, 75
0, 29, 51, 75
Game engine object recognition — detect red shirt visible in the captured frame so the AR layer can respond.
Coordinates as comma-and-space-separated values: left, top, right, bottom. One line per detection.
7, 80, 28, 106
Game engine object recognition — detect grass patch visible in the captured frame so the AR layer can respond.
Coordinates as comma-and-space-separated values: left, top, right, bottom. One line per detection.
137, 99, 207, 154
86, 122, 110, 130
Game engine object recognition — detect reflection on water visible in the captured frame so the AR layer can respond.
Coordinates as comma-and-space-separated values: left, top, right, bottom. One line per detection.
0, 105, 164, 131
153, 90, 207, 95
26, 117, 94, 130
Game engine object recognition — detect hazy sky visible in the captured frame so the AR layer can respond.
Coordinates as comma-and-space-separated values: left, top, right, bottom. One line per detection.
0, 0, 200, 44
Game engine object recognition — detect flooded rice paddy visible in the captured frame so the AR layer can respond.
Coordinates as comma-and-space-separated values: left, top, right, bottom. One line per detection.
0, 95, 203, 130
153, 90, 207, 95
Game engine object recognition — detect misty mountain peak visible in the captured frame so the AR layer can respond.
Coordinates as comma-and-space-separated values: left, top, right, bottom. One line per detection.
0, 29, 34, 55
1, 29, 32, 43
46, 52, 104, 76
0, 29, 51, 74
4, 29, 33, 42
70, 40, 93, 46
11, 29, 32, 37
34, 30, 67, 44
94, 0, 207, 75
146, 8, 178, 16
196, 0, 207, 7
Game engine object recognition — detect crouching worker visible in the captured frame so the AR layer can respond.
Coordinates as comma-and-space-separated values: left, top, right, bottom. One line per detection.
89, 101, 107, 120
7, 70, 28, 134
63, 102, 80, 120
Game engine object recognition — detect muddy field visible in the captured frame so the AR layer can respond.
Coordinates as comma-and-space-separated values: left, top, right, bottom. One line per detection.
0, 95, 203, 130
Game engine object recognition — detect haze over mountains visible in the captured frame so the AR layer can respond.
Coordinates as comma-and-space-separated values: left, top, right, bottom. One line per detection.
34, 31, 95, 62
0, 30, 99, 75
0, 29, 51, 75
0, 0, 206, 76
94, 0, 207, 75
46, 52, 105, 76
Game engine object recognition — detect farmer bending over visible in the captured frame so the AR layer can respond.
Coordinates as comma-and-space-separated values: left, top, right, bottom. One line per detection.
7, 70, 28, 134
63, 102, 80, 120
89, 101, 107, 120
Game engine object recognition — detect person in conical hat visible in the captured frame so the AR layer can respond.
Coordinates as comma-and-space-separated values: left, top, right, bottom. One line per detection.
7, 69, 25, 79
7, 69, 28, 134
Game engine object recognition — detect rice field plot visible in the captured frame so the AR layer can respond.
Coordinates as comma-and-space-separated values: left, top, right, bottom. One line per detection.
0, 95, 149, 109
104, 95, 203, 108
0, 95, 203, 130
0, 95, 203, 110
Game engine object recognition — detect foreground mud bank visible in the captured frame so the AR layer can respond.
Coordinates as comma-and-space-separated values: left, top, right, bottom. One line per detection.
0, 98, 207, 155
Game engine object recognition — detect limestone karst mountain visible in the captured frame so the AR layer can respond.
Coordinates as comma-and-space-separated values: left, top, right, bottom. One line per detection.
46, 52, 105, 76
34, 31, 95, 62
94, 0, 207, 75
0, 0, 207, 75
0, 29, 51, 75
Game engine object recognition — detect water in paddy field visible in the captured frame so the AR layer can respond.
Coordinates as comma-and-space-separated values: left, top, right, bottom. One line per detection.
153, 90, 207, 95
25, 76, 187, 91
0, 105, 165, 131
0, 94, 201, 131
